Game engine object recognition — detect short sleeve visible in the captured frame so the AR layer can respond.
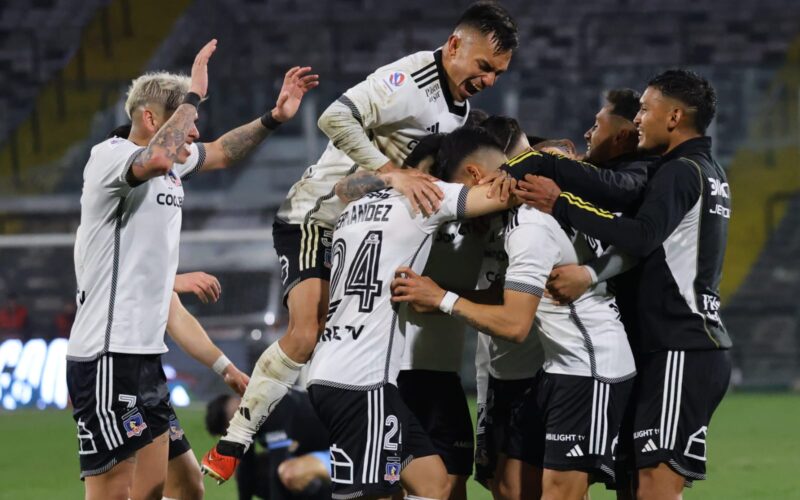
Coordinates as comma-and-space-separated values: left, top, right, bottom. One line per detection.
503, 212, 561, 297
340, 67, 419, 131
86, 138, 144, 197
173, 142, 207, 181
417, 181, 468, 231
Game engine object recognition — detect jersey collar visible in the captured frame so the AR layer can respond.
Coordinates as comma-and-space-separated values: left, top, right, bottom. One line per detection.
434, 49, 468, 118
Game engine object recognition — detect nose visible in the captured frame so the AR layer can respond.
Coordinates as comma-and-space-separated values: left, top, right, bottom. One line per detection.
633, 112, 642, 127
584, 127, 592, 141
188, 124, 200, 141
482, 72, 497, 88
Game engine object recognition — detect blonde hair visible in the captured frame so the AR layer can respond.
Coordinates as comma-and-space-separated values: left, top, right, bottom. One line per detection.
124, 72, 191, 119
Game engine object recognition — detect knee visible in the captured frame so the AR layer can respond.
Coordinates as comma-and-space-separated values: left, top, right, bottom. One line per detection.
495, 479, 521, 500
418, 475, 451, 499
184, 475, 205, 500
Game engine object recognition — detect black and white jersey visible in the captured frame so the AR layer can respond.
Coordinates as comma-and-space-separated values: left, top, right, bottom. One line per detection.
68, 137, 206, 360
306, 182, 467, 390
550, 137, 732, 352
504, 206, 636, 382
277, 49, 469, 229
401, 221, 485, 373
473, 215, 544, 382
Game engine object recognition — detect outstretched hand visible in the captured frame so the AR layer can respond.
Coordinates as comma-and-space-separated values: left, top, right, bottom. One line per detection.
514, 174, 561, 214
385, 168, 443, 216
391, 267, 446, 313
272, 66, 320, 123
478, 169, 517, 203
189, 39, 217, 98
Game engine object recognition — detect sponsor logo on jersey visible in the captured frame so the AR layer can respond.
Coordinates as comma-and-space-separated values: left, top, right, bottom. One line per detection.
388, 71, 406, 87
123, 409, 148, 438
156, 193, 184, 207
168, 416, 185, 441
708, 177, 729, 198
426, 122, 440, 133
384, 461, 401, 484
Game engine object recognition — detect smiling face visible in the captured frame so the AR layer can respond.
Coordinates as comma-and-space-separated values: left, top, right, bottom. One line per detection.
633, 86, 678, 154
443, 28, 512, 101
584, 104, 637, 163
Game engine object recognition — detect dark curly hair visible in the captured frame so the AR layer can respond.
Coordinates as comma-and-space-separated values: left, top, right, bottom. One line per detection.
605, 88, 641, 122
648, 69, 716, 134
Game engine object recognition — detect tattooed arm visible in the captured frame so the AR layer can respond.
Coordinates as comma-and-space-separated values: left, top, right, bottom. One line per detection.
201, 66, 319, 171
334, 169, 444, 215
127, 40, 218, 184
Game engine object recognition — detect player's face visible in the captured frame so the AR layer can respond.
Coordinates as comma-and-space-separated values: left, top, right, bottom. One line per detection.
446, 30, 512, 101
634, 87, 673, 153
585, 105, 618, 163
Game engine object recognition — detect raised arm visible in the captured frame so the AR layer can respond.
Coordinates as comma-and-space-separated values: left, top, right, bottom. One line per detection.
200, 66, 319, 171
166, 292, 249, 395
128, 40, 217, 183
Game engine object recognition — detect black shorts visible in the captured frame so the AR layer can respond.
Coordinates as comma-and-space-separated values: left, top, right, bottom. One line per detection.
505, 370, 633, 485
397, 369, 474, 476
167, 410, 192, 461
474, 375, 535, 485
630, 349, 731, 484
273, 220, 332, 304
308, 383, 437, 499
66, 353, 172, 478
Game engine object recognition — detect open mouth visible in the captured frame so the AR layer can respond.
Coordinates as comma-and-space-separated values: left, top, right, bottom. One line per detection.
464, 79, 480, 97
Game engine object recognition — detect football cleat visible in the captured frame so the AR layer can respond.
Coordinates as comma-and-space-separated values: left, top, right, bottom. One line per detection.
201, 444, 240, 484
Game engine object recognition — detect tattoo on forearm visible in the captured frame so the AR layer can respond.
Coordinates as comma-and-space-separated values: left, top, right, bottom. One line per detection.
219, 118, 272, 164
149, 104, 197, 163
335, 171, 388, 202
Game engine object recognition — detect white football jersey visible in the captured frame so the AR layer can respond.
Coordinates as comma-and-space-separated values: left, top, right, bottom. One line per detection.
400, 221, 485, 373
307, 182, 467, 390
504, 206, 635, 382
474, 215, 545, 381
67, 137, 206, 360
277, 49, 470, 228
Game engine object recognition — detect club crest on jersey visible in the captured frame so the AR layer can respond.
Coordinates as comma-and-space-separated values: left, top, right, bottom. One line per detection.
384, 461, 400, 484
123, 409, 148, 438
168, 416, 184, 441
167, 170, 182, 187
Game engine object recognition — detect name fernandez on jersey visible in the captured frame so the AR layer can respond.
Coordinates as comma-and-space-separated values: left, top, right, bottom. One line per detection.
334, 198, 394, 230
307, 182, 467, 390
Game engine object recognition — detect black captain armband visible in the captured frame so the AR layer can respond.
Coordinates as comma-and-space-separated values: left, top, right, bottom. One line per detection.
260, 110, 284, 130
182, 92, 202, 108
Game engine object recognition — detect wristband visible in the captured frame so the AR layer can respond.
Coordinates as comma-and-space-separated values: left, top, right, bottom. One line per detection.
182, 92, 202, 108
438, 291, 460, 315
212, 354, 231, 375
583, 265, 599, 285
260, 110, 283, 130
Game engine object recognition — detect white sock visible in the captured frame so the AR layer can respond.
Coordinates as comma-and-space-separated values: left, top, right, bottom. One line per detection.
223, 342, 303, 449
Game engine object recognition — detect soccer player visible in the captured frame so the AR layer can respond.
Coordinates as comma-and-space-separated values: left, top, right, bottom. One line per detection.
205, 391, 331, 499
65, 39, 317, 499
305, 128, 516, 499
392, 157, 637, 500
203, 1, 519, 484
515, 70, 733, 498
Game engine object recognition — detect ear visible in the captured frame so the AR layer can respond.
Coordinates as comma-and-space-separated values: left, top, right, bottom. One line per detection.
446, 34, 461, 56
668, 106, 683, 131
141, 108, 158, 133
465, 164, 482, 183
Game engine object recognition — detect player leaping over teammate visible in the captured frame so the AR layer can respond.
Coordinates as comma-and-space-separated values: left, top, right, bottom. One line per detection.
202, 1, 519, 485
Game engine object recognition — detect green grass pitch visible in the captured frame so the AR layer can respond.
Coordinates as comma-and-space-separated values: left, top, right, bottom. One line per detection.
0, 392, 797, 499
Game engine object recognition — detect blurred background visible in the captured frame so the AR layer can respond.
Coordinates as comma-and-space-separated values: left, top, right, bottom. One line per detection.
0, 0, 799, 498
